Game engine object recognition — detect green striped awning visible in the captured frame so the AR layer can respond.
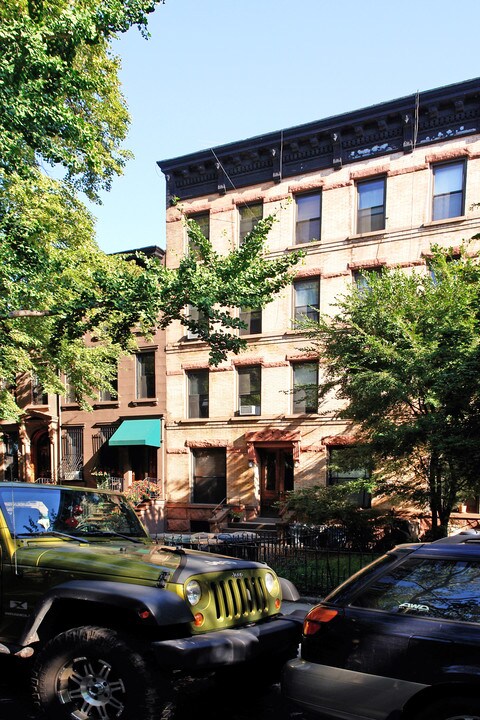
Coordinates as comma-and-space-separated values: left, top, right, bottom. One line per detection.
109, 419, 161, 448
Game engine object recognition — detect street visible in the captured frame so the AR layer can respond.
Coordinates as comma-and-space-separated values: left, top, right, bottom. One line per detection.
0, 660, 303, 720
0, 602, 311, 720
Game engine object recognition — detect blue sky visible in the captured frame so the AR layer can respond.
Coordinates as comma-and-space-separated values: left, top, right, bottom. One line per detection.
91, 0, 479, 254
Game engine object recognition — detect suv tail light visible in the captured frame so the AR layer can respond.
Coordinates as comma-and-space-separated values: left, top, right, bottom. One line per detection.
304, 606, 339, 636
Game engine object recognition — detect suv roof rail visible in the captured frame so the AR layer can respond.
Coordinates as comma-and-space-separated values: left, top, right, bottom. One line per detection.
432, 530, 480, 544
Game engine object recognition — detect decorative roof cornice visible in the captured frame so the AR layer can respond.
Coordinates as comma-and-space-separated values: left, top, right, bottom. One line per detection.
158, 78, 480, 203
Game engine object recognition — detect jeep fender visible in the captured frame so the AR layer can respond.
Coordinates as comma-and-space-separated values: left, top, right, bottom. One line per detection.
19, 579, 194, 646
279, 576, 300, 602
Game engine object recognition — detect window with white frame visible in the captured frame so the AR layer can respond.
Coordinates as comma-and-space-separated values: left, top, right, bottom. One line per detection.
292, 362, 318, 413
238, 365, 261, 415
357, 177, 386, 233
295, 192, 321, 244
294, 277, 320, 322
239, 203, 263, 244
188, 370, 209, 418
432, 161, 465, 221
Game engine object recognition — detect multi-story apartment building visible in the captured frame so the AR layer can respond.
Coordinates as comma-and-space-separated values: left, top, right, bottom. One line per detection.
158, 78, 480, 532
0, 247, 167, 529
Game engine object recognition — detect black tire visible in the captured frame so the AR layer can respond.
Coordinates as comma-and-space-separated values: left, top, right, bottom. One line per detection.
413, 696, 480, 720
31, 625, 169, 720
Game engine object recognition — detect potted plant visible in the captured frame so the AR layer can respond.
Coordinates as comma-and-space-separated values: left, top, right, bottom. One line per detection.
229, 508, 243, 523
92, 470, 111, 489
124, 479, 158, 507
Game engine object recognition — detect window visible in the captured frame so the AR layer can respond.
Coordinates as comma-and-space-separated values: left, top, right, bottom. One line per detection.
64, 376, 76, 404
136, 352, 155, 399
188, 370, 209, 418
292, 362, 318, 413
295, 192, 321, 244
238, 366, 261, 415
357, 177, 386, 233
353, 267, 383, 293
239, 307, 262, 335
239, 202, 263, 244
328, 446, 371, 508
98, 376, 118, 402
294, 278, 320, 322
61, 427, 84, 480
432, 161, 465, 220
189, 211, 210, 240
188, 211, 209, 256
192, 448, 226, 504
186, 305, 208, 340
353, 558, 480, 623
31, 373, 48, 405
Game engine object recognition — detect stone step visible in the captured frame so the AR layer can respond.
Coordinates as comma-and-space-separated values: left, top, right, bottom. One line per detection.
226, 518, 279, 532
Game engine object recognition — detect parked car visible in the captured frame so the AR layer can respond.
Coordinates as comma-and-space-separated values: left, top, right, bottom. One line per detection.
282, 531, 480, 720
0, 483, 302, 720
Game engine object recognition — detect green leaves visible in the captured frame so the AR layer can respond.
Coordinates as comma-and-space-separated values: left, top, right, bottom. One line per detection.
158, 215, 303, 366
0, 0, 162, 198
305, 246, 480, 535
0, 1, 303, 419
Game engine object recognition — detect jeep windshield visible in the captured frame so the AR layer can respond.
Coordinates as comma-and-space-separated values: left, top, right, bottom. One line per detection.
0, 485, 149, 540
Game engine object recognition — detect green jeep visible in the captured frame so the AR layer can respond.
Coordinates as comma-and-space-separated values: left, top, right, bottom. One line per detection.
0, 482, 302, 719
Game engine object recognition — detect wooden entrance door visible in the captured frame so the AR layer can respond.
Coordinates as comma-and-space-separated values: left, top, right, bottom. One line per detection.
258, 448, 294, 515
33, 431, 51, 480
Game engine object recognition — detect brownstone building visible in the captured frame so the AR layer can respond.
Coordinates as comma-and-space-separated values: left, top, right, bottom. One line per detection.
158, 78, 480, 532
0, 247, 167, 530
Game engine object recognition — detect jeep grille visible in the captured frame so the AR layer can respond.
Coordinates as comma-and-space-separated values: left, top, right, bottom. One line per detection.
210, 575, 268, 620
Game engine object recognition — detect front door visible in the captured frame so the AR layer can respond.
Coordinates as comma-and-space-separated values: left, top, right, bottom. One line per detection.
33, 431, 51, 480
259, 448, 294, 515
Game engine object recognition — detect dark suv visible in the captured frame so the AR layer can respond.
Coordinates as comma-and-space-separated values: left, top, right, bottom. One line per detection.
282, 531, 480, 720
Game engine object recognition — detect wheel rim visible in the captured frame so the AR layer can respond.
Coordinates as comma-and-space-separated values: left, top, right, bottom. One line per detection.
55, 654, 126, 719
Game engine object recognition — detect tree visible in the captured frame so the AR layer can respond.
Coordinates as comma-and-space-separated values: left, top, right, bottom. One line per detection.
305, 245, 480, 538
0, 1, 302, 419
0, 178, 301, 417
0, 0, 160, 199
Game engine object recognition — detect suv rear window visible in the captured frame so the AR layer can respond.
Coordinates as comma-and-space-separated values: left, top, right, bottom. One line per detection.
352, 557, 480, 623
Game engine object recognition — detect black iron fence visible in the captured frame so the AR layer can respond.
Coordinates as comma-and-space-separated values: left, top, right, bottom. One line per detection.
157, 528, 380, 597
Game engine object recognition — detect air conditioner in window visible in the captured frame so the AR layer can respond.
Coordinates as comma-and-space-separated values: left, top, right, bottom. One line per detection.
239, 405, 259, 416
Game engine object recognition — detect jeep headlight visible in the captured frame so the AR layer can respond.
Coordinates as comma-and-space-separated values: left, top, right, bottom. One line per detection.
265, 572, 278, 596
185, 579, 202, 606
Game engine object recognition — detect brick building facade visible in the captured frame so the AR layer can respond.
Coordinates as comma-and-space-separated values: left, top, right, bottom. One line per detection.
158, 78, 480, 532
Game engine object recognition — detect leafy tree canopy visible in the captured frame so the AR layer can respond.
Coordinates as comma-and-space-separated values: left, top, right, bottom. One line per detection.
0, 0, 302, 419
0, 0, 159, 199
304, 245, 480, 537
0, 175, 301, 417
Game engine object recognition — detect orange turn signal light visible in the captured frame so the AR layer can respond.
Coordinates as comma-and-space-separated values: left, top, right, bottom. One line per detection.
194, 613, 205, 627
275, 598, 281, 609
303, 606, 339, 636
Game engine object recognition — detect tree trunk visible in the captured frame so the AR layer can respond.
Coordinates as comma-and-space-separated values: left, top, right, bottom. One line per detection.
428, 454, 446, 539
